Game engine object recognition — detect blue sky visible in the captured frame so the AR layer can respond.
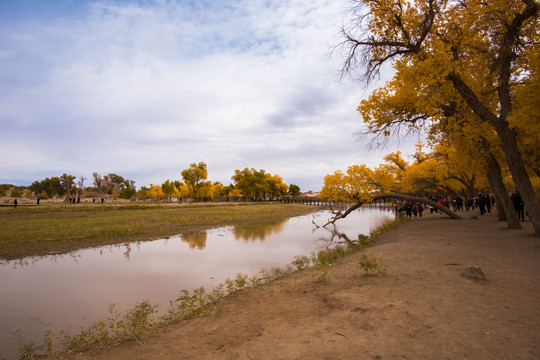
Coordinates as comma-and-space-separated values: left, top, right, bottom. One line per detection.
0, 0, 419, 191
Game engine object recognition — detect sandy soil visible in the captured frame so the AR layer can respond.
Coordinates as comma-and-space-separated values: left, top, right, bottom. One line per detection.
68, 212, 540, 360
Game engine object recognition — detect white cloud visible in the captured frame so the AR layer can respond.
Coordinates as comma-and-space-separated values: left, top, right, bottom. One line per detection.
0, 0, 417, 191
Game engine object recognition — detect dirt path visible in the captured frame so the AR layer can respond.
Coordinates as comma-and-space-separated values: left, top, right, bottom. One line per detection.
69, 212, 540, 360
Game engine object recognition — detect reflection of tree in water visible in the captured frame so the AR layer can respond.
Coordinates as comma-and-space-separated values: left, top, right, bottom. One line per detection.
319, 225, 360, 248
181, 231, 208, 250
3, 240, 144, 268
232, 219, 287, 242
2, 252, 82, 269
121, 241, 142, 260
123, 242, 131, 260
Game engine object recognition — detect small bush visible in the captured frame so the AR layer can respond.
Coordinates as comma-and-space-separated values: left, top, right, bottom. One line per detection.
10, 327, 43, 360
291, 255, 311, 270
10, 187, 23, 198
358, 254, 386, 276
270, 266, 286, 278
358, 234, 372, 248
234, 273, 248, 289
120, 300, 158, 344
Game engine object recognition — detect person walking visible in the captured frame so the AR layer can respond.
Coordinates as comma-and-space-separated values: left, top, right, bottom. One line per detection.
477, 193, 486, 215
514, 192, 525, 221
405, 203, 412, 218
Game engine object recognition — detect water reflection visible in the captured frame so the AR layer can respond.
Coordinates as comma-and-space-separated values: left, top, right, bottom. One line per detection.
181, 231, 208, 250
232, 219, 288, 242
2, 220, 292, 269
1, 242, 145, 269
0, 207, 394, 360
322, 225, 357, 245
0, 252, 83, 270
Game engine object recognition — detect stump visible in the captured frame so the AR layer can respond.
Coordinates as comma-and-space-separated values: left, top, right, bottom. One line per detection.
462, 266, 485, 280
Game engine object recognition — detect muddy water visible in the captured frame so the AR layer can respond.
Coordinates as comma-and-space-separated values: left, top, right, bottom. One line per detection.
0, 207, 394, 359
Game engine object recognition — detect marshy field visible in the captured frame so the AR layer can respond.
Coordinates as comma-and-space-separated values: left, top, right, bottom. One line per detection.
0, 202, 315, 260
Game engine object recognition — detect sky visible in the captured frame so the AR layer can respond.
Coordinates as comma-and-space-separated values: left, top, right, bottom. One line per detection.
0, 0, 422, 192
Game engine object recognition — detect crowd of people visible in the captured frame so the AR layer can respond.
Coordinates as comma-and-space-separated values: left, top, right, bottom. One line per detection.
399, 192, 527, 221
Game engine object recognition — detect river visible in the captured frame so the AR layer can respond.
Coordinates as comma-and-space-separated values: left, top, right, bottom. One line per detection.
0, 206, 394, 359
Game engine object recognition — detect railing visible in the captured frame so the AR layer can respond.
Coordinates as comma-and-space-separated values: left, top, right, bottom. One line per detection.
281, 197, 352, 208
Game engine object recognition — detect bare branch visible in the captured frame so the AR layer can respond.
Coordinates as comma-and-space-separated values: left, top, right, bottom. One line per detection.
338, 0, 438, 84
322, 201, 364, 227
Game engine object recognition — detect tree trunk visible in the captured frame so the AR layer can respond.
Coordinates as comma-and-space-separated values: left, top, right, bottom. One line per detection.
373, 193, 463, 219
449, 74, 540, 236
484, 151, 521, 229
465, 178, 476, 199
497, 204, 507, 221
494, 124, 540, 235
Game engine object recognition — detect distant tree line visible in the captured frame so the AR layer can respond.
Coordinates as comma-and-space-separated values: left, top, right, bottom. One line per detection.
91, 173, 136, 199
3, 162, 302, 202
3, 173, 138, 202
140, 162, 301, 200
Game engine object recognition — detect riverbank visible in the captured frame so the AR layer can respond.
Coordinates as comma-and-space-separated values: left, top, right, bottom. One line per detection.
0, 202, 315, 260
66, 211, 540, 360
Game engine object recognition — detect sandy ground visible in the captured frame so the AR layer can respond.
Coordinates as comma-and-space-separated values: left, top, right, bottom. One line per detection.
68, 212, 540, 360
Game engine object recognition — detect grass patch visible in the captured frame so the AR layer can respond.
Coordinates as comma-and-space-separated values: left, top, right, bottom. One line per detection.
0, 202, 315, 260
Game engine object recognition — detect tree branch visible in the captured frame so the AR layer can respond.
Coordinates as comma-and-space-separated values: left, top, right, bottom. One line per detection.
446, 73, 500, 127
321, 192, 463, 227
322, 202, 364, 227
496, 0, 538, 120
338, 0, 436, 83
373, 193, 462, 219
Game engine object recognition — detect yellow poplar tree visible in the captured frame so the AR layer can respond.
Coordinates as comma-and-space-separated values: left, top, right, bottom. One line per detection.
228, 187, 243, 198
341, 0, 540, 234
320, 171, 349, 202
267, 174, 289, 198
181, 162, 208, 199
321, 164, 395, 202
147, 184, 164, 199
174, 182, 189, 198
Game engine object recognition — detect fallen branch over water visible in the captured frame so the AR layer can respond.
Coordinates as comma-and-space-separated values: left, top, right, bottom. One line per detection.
322, 193, 462, 227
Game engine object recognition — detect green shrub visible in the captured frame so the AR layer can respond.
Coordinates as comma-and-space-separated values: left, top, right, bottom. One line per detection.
358, 254, 386, 276
358, 234, 372, 248
291, 255, 311, 270
10, 187, 23, 198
